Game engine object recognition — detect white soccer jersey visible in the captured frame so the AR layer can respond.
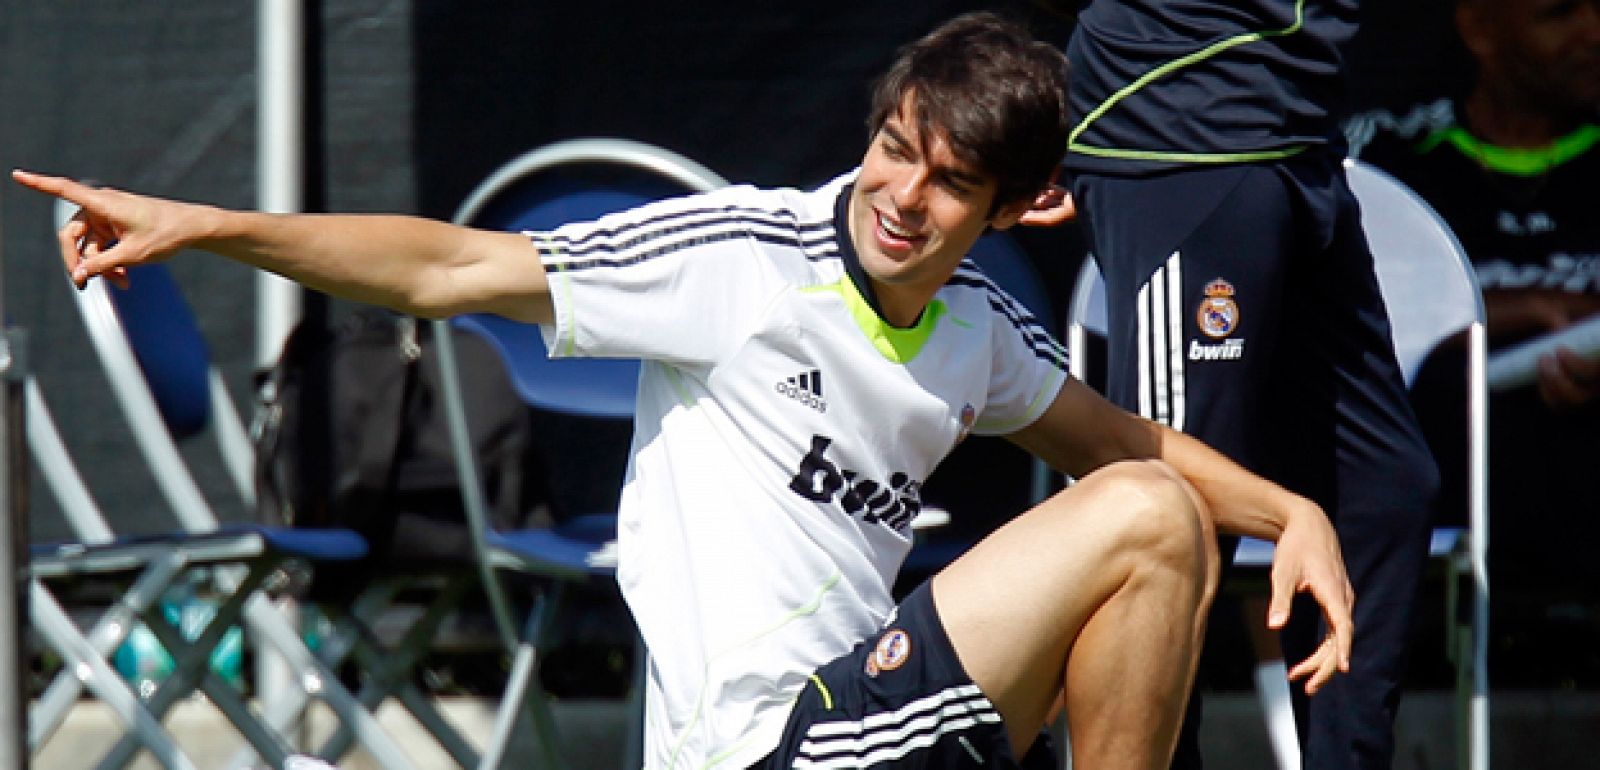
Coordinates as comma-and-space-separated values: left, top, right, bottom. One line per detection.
534, 172, 1071, 769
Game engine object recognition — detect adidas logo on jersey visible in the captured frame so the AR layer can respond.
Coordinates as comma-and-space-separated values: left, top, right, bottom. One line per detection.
1189, 338, 1245, 361
776, 369, 828, 413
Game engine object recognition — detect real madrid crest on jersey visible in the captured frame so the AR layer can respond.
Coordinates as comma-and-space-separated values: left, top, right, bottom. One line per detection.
1196, 278, 1240, 339
865, 628, 912, 677
955, 403, 977, 444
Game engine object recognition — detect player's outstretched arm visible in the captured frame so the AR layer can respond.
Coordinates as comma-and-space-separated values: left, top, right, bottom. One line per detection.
1010, 377, 1354, 693
11, 169, 554, 324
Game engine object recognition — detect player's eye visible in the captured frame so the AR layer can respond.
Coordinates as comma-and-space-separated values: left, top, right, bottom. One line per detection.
937, 174, 973, 197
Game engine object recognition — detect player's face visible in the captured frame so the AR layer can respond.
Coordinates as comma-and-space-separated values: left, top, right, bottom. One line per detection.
849, 91, 1026, 327
1466, 0, 1600, 116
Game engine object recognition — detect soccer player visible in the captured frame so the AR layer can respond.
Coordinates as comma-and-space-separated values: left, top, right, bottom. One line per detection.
1056, 2, 1439, 768
15, 13, 1352, 769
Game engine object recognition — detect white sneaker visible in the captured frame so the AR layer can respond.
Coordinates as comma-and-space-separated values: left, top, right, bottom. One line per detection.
284, 756, 339, 770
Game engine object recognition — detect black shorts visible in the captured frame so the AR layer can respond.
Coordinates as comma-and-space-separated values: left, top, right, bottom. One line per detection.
754, 582, 1056, 769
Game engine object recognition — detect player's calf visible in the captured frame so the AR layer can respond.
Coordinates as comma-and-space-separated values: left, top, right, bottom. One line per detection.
1056, 460, 1218, 769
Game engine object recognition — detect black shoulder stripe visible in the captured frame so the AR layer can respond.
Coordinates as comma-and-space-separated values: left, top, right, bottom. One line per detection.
1028, 337, 1072, 373
944, 273, 1040, 329
945, 272, 1070, 373
1017, 328, 1072, 372
544, 229, 754, 273
543, 209, 834, 270
547, 228, 841, 275
552, 214, 830, 258
547, 202, 832, 255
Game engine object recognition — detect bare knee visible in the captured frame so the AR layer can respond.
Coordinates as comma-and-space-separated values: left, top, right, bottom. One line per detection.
1074, 460, 1219, 591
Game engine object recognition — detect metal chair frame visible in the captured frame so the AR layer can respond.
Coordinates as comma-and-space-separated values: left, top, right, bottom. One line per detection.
432, 137, 727, 769
27, 259, 421, 770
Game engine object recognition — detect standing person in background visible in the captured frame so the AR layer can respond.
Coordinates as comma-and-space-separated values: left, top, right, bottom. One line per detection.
1057, 1, 1440, 768
1349, 0, 1600, 677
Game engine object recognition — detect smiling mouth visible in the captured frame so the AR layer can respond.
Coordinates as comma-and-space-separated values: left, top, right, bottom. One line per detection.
876, 211, 923, 247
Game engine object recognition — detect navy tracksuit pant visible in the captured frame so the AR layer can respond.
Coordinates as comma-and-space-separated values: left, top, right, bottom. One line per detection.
1072, 154, 1439, 770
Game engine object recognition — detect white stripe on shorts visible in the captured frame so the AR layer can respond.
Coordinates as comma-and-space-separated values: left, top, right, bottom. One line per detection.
794, 684, 1001, 769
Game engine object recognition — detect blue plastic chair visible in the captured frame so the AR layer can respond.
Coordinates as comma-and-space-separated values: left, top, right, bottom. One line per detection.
432, 138, 728, 769
27, 261, 419, 769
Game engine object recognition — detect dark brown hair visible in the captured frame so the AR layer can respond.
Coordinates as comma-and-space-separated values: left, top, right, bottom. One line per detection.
868, 12, 1070, 212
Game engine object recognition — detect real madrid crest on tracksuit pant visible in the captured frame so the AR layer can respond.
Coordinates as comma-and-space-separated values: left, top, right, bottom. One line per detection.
1072, 154, 1439, 767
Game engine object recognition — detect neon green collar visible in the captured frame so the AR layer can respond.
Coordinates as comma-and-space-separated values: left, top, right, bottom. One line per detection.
803, 277, 945, 363
1426, 124, 1600, 177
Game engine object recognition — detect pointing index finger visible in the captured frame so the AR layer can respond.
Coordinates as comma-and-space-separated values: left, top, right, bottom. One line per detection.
12, 169, 93, 206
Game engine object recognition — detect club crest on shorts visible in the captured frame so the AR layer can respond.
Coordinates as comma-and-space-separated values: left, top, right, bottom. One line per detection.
1195, 278, 1240, 339
866, 628, 912, 677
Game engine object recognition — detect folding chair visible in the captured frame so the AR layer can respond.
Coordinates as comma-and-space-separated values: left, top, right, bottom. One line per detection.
26, 255, 422, 770
429, 137, 728, 769
1064, 158, 1489, 770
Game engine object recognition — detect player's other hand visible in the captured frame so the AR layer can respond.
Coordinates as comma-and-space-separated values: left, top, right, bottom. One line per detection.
1266, 500, 1355, 695
1017, 184, 1076, 227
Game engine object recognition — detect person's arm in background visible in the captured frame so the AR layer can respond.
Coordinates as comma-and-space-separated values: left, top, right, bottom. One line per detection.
1484, 288, 1600, 346
1483, 289, 1600, 408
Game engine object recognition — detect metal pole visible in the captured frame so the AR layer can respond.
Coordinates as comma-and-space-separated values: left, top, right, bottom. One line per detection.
0, 193, 31, 768
257, 0, 305, 365
1467, 322, 1490, 770
256, 0, 306, 754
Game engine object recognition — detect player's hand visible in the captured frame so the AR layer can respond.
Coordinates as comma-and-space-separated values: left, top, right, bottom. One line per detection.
11, 169, 210, 290
1016, 184, 1075, 227
1537, 346, 1600, 409
1266, 501, 1354, 695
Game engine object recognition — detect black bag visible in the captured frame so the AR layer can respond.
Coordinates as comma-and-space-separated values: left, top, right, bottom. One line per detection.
253, 309, 556, 573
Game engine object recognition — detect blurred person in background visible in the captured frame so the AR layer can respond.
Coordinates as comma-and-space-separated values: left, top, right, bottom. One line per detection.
1348, 0, 1600, 683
